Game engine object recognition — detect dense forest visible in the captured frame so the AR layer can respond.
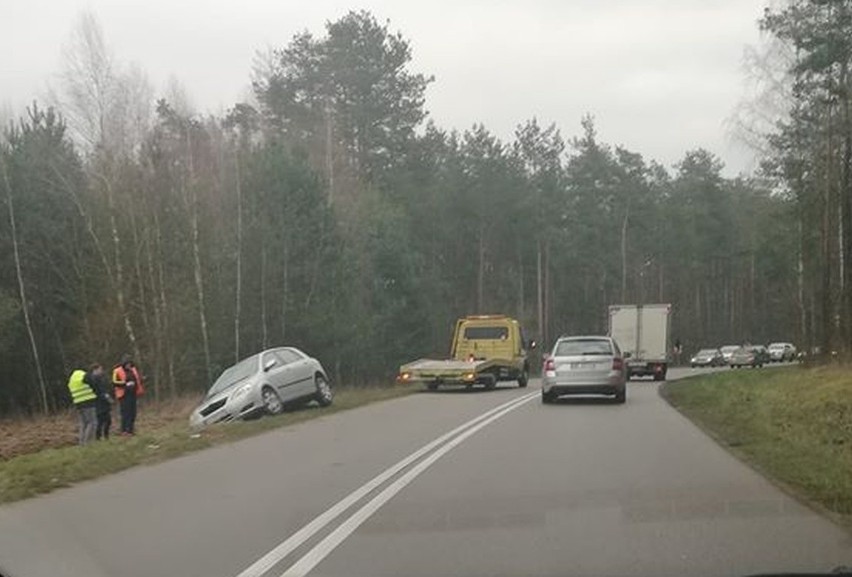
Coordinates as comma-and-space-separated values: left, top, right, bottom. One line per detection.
1, 3, 848, 414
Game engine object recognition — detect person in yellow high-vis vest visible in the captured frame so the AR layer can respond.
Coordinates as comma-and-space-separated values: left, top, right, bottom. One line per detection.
66, 364, 109, 445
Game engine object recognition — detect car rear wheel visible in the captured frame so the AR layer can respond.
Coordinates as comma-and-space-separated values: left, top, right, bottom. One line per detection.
614, 388, 626, 404
314, 374, 333, 407
541, 390, 557, 404
262, 387, 283, 415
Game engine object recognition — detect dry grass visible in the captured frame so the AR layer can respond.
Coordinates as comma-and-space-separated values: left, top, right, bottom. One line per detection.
0, 394, 203, 461
0, 384, 416, 504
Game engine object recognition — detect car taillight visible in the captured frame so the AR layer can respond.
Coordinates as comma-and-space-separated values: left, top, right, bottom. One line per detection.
544, 358, 556, 376
612, 357, 624, 372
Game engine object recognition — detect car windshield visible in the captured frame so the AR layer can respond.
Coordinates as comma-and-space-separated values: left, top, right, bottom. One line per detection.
769, 344, 786, 350
720, 346, 739, 352
554, 339, 613, 357
207, 355, 257, 396
697, 349, 717, 355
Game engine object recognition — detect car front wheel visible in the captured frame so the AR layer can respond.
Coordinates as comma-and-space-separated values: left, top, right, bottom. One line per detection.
262, 386, 284, 415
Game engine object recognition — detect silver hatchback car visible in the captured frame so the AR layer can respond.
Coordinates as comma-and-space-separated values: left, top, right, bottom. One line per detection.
190, 347, 332, 428
541, 336, 627, 404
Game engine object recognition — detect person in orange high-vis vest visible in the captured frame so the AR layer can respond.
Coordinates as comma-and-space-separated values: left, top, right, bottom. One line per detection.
113, 356, 145, 436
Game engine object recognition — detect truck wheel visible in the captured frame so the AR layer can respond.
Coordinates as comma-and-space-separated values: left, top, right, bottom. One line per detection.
518, 367, 529, 388
484, 375, 497, 390
427, 382, 439, 391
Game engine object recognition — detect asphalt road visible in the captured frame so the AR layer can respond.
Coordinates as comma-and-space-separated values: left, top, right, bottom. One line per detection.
1, 367, 850, 577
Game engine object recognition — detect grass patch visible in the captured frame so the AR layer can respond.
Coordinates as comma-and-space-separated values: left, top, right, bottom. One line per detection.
662, 366, 852, 523
0, 384, 416, 505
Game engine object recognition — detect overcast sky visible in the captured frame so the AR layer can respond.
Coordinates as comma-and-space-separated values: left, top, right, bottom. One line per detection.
0, 0, 770, 175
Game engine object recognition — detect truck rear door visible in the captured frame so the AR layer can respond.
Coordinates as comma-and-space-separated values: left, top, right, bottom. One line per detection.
609, 306, 639, 356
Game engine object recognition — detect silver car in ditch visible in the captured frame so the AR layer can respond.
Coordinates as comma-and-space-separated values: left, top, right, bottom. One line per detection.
190, 347, 333, 428
541, 336, 627, 404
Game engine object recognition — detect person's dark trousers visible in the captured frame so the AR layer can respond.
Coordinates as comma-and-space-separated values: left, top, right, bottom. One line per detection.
119, 393, 137, 434
96, 410, 111, 440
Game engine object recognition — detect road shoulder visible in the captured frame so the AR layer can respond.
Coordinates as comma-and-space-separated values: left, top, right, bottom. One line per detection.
659, 366, 852, 531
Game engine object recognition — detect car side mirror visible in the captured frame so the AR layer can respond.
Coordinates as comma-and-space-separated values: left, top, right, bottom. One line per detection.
263, 359, 278, 372
623, 352, 632, 359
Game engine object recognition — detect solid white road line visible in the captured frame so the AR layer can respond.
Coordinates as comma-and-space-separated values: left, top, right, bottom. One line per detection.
234, 391, 538, 577
279, 392, 539, 577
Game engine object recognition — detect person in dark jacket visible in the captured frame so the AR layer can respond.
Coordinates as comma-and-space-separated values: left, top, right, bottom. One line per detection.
92, 365, 114, 440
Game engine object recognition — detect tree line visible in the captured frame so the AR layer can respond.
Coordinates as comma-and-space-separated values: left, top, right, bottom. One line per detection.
1, 10, 802, 414
759, 0, 852, 360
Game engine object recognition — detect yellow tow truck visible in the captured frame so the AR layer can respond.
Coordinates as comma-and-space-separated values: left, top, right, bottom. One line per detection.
398, 315, 535, 390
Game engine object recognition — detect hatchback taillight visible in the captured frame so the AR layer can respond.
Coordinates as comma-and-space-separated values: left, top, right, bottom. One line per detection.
612, 357, 624, 372
544, 358, 556, 372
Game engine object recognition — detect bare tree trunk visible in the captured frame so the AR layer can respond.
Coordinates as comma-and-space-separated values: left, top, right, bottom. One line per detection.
325, 100, 335, 207
155, 213, 176, 396
536, 240, 543, 343
2, 156, 49, 414
260, 244, 268, 349
97, 171, 142, 364
129, 208, 149, 337
544, 240, 550, 345
841, 62, 852, 353
189, 193, 212, 382
517, 246, 524, 319
477, 225, 486, 313
144, 223, 163, 402
184, 132, 212, 383
234, 153, 242, 362
620, 204, 630, 302
798, 216, 806, 347
822, 106, 835, 355
282, 239, 289, 341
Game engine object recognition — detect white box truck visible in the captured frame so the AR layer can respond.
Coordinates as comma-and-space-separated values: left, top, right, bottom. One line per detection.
608, 304, 671, 381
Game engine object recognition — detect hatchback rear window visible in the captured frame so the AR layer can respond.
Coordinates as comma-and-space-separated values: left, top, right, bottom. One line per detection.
463, 326, 509, 340
554, 339, 613, 356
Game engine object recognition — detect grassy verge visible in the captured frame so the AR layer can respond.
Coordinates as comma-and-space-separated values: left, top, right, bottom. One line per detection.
662, 366, 852, 524
0, 385, 416, 505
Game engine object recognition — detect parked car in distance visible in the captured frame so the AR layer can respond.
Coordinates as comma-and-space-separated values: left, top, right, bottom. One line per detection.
690, 348, 725, 368
767, 342, 797, 362
190, 347, 332, 428
542, 336, 627, 404
730, 346, 767, 369
719, 345, 740, 363
753, 345, 771, 365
